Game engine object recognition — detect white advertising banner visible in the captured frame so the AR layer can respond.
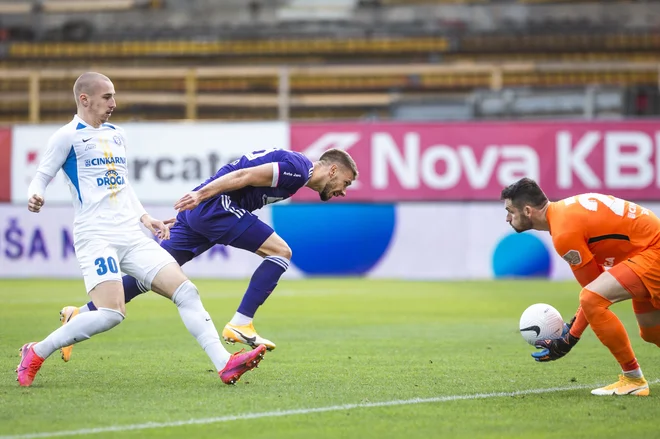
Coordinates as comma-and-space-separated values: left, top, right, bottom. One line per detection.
0, 204, 304, 279
366, 203, 574, 281
11, 122, 289, 204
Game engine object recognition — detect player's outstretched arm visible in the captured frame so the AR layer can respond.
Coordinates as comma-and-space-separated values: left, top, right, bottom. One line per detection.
174, 163, 274, 211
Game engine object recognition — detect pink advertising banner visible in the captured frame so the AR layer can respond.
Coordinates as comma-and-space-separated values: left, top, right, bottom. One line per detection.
289, 120, 660, 201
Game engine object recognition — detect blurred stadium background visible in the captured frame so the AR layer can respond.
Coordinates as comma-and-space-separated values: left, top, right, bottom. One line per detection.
2, 1, 660, 438
0, 0, 659, 122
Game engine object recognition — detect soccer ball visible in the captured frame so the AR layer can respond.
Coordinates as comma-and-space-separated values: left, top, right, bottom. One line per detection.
519, 303, 564, 345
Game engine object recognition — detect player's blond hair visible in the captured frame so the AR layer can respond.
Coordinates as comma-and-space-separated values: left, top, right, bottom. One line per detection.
72, 72, 111, 105
319, 149, 359, 179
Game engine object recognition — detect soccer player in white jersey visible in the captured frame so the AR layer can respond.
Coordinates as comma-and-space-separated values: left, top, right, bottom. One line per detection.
17, 72, 266, 387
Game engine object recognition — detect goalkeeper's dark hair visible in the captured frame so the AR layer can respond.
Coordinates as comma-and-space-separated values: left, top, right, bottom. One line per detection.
500, 178, 548, 210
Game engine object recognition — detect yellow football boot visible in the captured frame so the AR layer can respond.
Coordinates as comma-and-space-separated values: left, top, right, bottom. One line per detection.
59, 306, 79, 362
222, 322, 276, 351
591, 374, 649, 396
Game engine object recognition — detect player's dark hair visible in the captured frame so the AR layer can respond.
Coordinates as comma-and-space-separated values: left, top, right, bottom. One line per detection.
319, 149, 359, 179
500, 178, 548, 209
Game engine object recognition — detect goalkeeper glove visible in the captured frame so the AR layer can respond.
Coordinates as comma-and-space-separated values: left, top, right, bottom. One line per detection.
531, 316, 580, 362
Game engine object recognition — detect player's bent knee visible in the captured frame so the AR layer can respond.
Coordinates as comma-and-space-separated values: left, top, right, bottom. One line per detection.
271, 236, 292, 259
89, 280, 126, 315
258, 234, 292, 259
579, 288, 612, 320
96, 302, 126, 316
639, 325, 660, 347
578, 288, 593, 310
150, 262, 189, 299
171, 280, 200, 307
277, 242, 292, 260
97, 307, 125, 330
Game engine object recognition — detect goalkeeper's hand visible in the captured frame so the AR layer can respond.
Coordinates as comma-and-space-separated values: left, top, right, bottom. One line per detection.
531, 317, 580, 362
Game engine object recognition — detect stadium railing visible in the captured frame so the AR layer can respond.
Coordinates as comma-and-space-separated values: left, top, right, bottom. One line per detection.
1, 61, 658, 122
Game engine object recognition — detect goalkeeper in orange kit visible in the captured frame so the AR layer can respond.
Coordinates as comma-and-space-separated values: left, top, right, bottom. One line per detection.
500, 178, 660, 396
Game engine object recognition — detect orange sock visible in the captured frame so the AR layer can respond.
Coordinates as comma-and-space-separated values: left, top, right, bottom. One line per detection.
579, 288, 639, 371
640, 324, 660, 348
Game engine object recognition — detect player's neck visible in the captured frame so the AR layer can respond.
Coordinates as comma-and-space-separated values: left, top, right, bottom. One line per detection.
76, 111, 104, 128
533, 203, 551, 231
305, 162, 324, 192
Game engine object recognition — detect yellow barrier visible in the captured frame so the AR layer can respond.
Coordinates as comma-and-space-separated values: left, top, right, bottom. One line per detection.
7, 33, 660, 60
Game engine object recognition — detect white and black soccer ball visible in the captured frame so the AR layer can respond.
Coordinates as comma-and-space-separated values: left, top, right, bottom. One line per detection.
519, 303, 564, 345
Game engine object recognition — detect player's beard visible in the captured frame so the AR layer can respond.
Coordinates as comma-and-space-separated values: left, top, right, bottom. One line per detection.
319, 183, 332, 201
511, 216, 533, 233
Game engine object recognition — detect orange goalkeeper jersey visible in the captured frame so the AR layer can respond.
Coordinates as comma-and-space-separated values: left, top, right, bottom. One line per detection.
547, 193, 660, 273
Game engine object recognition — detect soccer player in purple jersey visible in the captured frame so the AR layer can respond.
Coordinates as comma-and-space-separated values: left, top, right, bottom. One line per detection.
59, 147, 358, 360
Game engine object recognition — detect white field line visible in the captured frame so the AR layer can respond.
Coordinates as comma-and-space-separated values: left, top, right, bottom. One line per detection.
3, 379, 656, 439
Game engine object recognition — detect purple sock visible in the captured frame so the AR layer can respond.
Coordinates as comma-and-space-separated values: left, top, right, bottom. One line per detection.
237, 256, 289, 318
123, 275, 149, 304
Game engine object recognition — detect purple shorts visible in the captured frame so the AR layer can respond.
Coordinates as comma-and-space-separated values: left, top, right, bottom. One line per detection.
161, 195, 274, 265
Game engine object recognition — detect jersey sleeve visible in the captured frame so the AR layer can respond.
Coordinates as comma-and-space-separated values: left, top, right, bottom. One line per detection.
37, 129, 72, 178
272, 153, 314, 191
552, 232, 595, 272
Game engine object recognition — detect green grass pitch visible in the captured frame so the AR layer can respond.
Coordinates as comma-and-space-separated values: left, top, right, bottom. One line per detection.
1, 278, 659, 439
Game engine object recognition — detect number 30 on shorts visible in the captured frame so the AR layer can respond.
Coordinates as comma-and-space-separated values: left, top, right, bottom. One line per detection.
95, 257, 119, 275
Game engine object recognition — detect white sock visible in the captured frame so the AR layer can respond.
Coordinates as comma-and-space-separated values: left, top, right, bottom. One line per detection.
33, 307, 124, 359
172, 280, 230, 371
229, 312, 252, 326
79, 304, 92, 314
623, 367, 644, 379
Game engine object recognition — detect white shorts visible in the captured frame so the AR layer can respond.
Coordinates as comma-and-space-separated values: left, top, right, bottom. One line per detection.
75, 232, 176, 293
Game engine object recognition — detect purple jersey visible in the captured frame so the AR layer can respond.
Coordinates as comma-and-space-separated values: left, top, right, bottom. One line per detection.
194, 148, 314, 212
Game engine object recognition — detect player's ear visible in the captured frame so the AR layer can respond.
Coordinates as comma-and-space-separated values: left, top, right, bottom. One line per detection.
330, 163, 337, 177
523, 205, 532, 217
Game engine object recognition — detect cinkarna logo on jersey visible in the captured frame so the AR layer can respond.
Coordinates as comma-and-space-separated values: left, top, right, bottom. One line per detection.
85, 157, 127, 167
